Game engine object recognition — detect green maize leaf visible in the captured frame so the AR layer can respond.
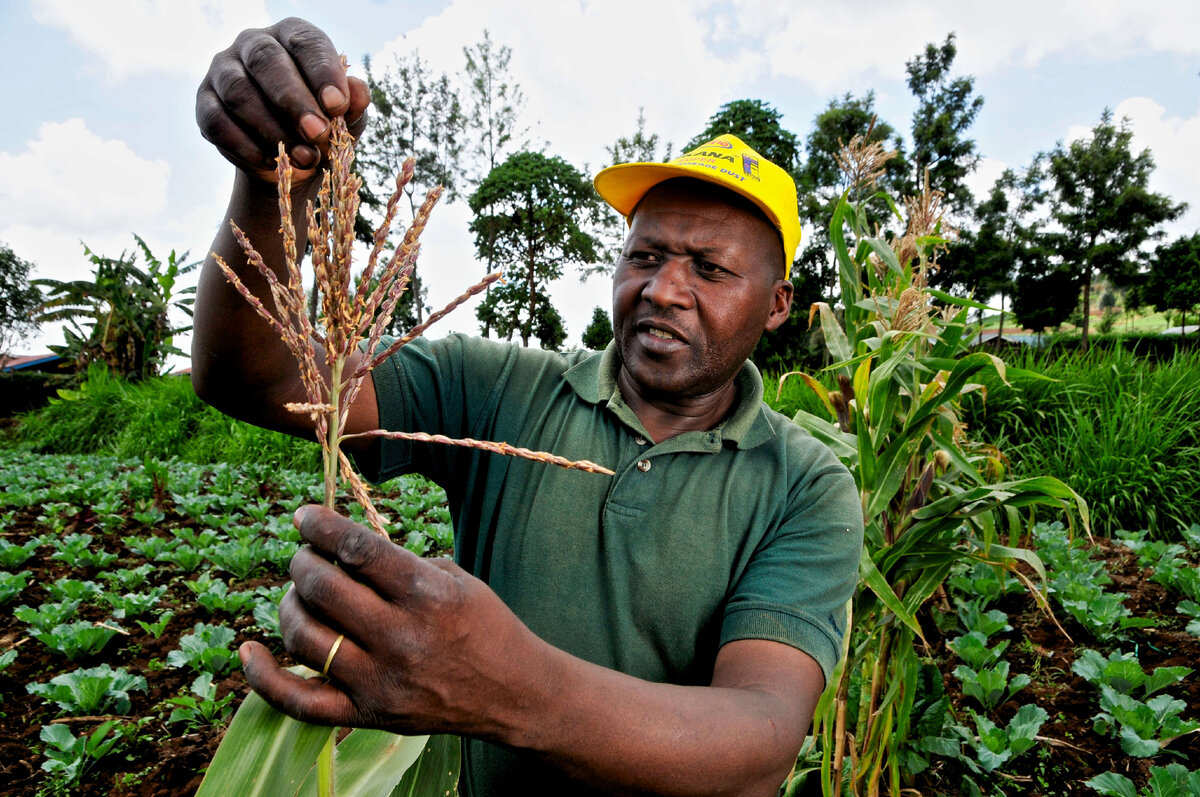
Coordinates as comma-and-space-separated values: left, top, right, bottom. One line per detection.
852, 356, 871, 413
901, 561, 955, 616
779, 371, 835, 418
791, 410, 858, 462
809, 302, 852, 372
925, 288, 994, 312
859, 551, 925, 643
297, 729, 429, 797
829, 198, 860, 316
969, 540, 1048, 587
387, 734, 460, 797
930, 428, 985, 486
912, 476, 1081, 522
863, 436, 922, 522
864, 237, 903, 277
197, 668, 334, 797
854, 296, 900, 316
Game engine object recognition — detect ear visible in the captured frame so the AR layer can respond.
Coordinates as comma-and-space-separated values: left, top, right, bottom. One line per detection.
763, 279, 794, 333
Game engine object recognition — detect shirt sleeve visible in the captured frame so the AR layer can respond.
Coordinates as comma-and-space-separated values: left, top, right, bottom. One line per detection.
719, 436, 864, 686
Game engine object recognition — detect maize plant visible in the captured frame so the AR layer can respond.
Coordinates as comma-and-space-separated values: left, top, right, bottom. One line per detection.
781, 137, 1088, 797
201, 87, 610, 795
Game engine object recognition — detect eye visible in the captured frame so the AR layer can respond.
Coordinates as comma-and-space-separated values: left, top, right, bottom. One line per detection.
695, 260, 729, 277
626, 250, 661, 265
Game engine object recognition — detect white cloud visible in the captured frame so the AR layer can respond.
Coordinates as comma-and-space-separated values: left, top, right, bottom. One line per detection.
717, 0, 1200, 93
32, 0, 271, 82
370, 0, 754, 169
0, 118, 170, 234
1114, 97, 1200, 237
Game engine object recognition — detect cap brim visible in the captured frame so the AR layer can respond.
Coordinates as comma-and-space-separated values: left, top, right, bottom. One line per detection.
593, 161, 784, 235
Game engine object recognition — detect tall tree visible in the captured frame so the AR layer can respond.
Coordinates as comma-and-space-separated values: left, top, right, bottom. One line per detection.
462, 30, 528, 188
592, 109, 675, 276
933, 168, 1040, 340
581, 306, 613, 351
1140, 233, 1200, 335
360, 51, 466, 325
796, 92, 910, 301
905, 33, 984, 215
0, 244, 42, 357
1044, 109, 1186, 348
469, 151, 603, 348
685, 99, 801, 176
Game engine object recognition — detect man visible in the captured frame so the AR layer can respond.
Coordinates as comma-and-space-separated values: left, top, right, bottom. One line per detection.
193, 18, 862, 796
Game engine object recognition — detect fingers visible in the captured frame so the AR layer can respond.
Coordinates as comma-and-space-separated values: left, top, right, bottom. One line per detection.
293, 505, 461, 606
239, 640, 359, 726
198, 17, 367, 180
286, 543, 400, 643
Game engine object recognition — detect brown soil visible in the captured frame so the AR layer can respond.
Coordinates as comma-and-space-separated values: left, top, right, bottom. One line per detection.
2, 489, 1197, 795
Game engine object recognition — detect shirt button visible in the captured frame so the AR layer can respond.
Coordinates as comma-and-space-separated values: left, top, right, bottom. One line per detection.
636, 459, 651, 472
634, 436, 648, 445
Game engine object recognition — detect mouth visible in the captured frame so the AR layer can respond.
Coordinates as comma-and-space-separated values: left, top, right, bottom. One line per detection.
635, 319, 687, 345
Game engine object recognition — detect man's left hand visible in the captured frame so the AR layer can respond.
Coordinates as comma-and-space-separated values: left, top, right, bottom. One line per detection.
239, 505, 545, 739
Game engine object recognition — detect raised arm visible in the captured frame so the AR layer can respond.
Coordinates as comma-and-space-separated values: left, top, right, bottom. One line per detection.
241, 507, 823, 796
191, 18, 377, 440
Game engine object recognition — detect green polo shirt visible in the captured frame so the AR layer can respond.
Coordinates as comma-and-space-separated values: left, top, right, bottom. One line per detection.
366, 334, 862, 795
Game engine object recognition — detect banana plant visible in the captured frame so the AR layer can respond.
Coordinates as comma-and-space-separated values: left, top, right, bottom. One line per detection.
784, 152, 1088, 795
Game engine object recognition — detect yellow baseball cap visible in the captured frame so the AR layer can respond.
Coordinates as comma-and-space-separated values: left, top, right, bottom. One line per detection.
594, 134, 801, 279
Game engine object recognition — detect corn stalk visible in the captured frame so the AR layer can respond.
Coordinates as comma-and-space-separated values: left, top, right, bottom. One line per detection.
202, 92, 611, 794
786, 148, 1088, 795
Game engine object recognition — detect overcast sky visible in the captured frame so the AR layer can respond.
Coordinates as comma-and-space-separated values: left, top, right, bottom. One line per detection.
3, 0, 1198, 356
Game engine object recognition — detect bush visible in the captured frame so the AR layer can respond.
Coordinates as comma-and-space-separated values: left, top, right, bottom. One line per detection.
4, 363, 319, 471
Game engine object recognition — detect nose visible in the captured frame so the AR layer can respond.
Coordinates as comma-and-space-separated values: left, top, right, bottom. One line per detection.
640, 258, 692, 309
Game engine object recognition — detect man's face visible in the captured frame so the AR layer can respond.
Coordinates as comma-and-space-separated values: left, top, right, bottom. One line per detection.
612, 179, 793, 401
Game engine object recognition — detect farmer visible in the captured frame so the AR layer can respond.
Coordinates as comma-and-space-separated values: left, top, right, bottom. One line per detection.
192, 18, 862, 796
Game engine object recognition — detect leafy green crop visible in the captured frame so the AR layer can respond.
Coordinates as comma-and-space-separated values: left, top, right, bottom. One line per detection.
957, 704, 1047, 773
32, 621, 123, 660
1092, 685, 1200, 757
135, 609, 175, 638
185, 574, 256, 614
39, 720, 123, 787
948, 631, 1008, 671
953, 661, 1031, 710
1072, 649, 1192, 698
101, 586, 168, 620
163, 673, 235, 730
166, 623, 239, 675
15, 600, 82, 631
0, 538, 40, 567
0, 570, 32, 604
28, 664, 147, 715
98, 563, 156, 592
1086, 763, 1200, 797
46, 578, 102, 603
1178, 600, 1200, 637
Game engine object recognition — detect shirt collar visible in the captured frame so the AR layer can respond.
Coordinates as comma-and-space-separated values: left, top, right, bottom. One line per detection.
563, 342, 775, 450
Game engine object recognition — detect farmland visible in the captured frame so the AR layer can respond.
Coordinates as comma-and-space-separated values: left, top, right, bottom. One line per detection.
0, 451, 452, 796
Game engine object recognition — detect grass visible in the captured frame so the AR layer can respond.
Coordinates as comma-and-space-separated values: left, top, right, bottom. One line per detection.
964, 347, 1200, 539
3, 362, 320, 472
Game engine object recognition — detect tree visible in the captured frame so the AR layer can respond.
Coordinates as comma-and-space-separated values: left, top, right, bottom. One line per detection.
581, 306, 613, 350
469, 152, 603, 347
360, 51, 466, 326
796, 92, 910, 301
1142, 233, 1200, 334
932, 168, 1040, 340
34, 236, 196, 380
1044, 109, 1186, 348
1011, 255, 1077, 344
685, 99, 800, 176
0, 244, 42, 357
905, 33, 984, 215
462, 30, 528, 188
592, 109, 675, 276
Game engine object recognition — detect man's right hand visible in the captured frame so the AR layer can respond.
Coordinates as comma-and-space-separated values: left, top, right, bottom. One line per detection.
196, 17, 371, 185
